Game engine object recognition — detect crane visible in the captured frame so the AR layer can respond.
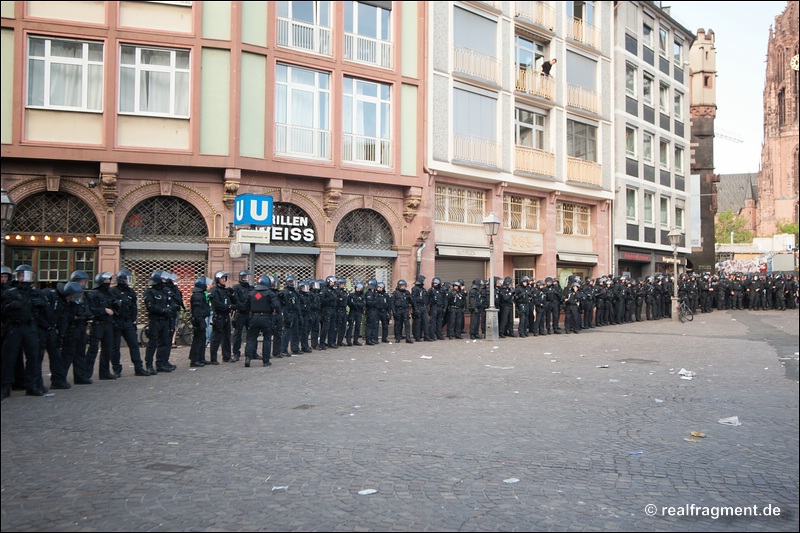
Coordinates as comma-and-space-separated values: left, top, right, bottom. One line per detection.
715, 128, 744, 143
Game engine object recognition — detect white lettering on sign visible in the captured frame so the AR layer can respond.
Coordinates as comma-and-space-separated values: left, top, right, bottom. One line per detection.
273, 215, 309, 227
270, 225, 315, 242
251, 199, 271, 222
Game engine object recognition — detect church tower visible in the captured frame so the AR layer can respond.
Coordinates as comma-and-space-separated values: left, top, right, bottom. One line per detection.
757, 1, 799, 237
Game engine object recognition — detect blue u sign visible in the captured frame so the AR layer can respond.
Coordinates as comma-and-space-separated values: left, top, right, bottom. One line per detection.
233, 194, 273, 226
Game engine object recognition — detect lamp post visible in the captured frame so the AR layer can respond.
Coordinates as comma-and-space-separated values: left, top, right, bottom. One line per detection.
668, 227, 682, 322
483, 212, 501, 341
0, 188, 16, 267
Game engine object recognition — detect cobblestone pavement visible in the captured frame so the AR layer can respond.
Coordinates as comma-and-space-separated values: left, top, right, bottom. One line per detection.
2, 309, 798, 532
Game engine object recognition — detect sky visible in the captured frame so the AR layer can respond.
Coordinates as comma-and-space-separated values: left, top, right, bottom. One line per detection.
664, 1, 788, 175
6, 6, 790, 175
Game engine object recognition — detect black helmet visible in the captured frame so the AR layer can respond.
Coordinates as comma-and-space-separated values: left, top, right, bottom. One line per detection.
70, 270, 90, 282
355, 282, 364, 291
214, 270, 228, 283
545, 276, 553, 283
94, 271, 113, 285
452, 280, 461, 288
432, 277, 441, 286
271, 276, 281, 290
521, 276, 531, 283
503, 276, 512, 286
285, 275, 297, 287
377, 281, 385, 290
415, 275, 426, 285
326, 275, 336, 285
195, 277, 211, 289
367, 279, 378, 289
397, 279, 407, 289
239, 269, 251, 283
0, 265, 11, 277
15, 264, 35, 283
537, 280, 545, 287
62, 281, 84, 297
256, 275, 271, 288
116, 269, 132, 285
337, 277, 346, 286
147, 270, 163, 286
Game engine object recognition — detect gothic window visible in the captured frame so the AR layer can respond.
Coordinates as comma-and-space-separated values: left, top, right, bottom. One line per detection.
121, 196, 207, 243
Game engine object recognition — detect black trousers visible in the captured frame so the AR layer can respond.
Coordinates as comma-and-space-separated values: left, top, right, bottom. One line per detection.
113, 320, 144, 373
85, 321, 114, 379
1, 322, 40, 391
246, 315, 273, 362
146, 318, 173, 367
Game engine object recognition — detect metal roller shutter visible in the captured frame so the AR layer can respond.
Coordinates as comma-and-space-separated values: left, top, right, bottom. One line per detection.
434, 258, 485, 285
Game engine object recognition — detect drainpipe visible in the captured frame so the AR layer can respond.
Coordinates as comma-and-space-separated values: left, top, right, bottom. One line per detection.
416, 241, 426, 278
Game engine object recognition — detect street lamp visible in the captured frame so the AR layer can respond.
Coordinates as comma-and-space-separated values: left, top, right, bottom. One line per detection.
668, 227, 683, 322
483, 212, 501, 341
0, 188, 16, 267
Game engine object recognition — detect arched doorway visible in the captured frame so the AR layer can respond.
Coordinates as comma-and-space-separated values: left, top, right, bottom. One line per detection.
4, 191, 100, 288
119, 196, 209, 322
334, 208, 396, 287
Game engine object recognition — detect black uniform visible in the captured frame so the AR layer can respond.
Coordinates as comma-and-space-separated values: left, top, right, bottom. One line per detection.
1, 280, 43, 396
110, 281, 147, 376
189, 284, 210, 366
144, 278, 174, 373
209, 281, 233, 363
246, 279, 281, 366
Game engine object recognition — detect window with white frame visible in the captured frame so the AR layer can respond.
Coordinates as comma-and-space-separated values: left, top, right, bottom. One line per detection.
567, 119, 597, 162
515, 34, 543, 73
556, 202, 590, 236
643, 132, 654, 164
659, 139, 669, 169
626, 188, 637, 222
27, 36, 104, 111
625, 63, 637, 97
626, 126, 637, 158
344, 0, 392, 68
568, 0, 595, 26
275, 63, 331, 160
643, 73, 653, 106
660, 196, 669, 227
673, 39, 683, 66
658, 28, 668, 58
119, 44, 190, 117
504, 194, 540, 231
674, 145, 684, 174
675, 206, 684, 229
277, 1, 332, 55
673, 91, 683, 121
434, 185, 485, 225
515, 107, 545, 150
644, 192, 654, 224
659, 83, 669, 114
342, 76, 391, 166
642, 22, 653, 49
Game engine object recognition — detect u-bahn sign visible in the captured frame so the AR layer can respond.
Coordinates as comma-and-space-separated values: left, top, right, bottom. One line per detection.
234, 194, 273, 226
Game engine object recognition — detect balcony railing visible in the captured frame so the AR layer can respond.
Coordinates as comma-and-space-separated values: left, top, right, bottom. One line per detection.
454, 46, 501, 85
454, 134, 500, 167
515, 1, 554, 30
515, 67, 555, 100
567, 83, 601, 114
344, 33, 393, 69
515, 145, 555, 178
342, 133, 392, 167
274, 123, 331, 160
566, 157, 602, 186
277, 17, 332, 56
569, 18, 601, 49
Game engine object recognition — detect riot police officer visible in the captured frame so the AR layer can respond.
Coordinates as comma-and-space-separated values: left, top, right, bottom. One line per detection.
189, 277, 212, 367
231, 269, 251, 362
143, 271, 174, 374
1, 265, 44, 398
427, 277, 446, 341
110, 270, 149, 377
84, 272, 119, 381
346, 282, 366, 346
392, 279, 414, 343
209, 270, 232, 364
245, 275, 281, 367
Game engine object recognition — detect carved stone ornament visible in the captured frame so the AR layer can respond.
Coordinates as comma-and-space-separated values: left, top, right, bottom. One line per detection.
415, 230, 431, 246
324, 188, 342, 216
101, 172, 118, 207
223, 178, 240, 209
403, 195, 422, 223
